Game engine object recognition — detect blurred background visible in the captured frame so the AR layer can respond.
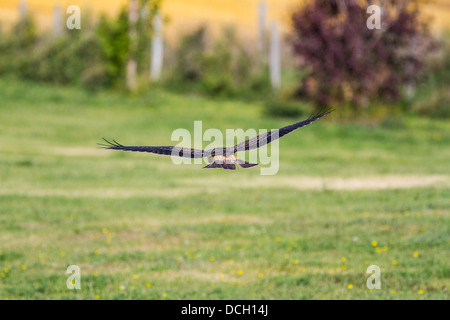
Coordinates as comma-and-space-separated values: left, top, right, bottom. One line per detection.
0, 0, 449, 114
0, 0, 448, 299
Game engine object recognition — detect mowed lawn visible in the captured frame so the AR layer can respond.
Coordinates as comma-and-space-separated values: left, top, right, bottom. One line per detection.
0, 78, 448, 299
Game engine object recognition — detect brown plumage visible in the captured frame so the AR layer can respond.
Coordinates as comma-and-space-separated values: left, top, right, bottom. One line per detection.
100, 107, 334, 170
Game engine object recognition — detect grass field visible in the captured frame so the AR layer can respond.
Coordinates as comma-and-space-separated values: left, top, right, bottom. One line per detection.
0, 78, 449, 299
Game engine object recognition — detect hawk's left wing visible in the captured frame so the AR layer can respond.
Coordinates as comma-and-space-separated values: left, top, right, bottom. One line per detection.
233, 107, 334, 152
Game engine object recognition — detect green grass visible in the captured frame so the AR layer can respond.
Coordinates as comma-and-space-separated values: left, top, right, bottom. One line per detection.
0, 78, 449, 299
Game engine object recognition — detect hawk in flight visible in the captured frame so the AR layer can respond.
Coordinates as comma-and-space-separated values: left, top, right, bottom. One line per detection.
100, 107, 333, 170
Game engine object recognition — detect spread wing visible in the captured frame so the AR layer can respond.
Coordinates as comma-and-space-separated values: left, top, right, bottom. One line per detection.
233, 107, 334, 152
99, 139, 205, 158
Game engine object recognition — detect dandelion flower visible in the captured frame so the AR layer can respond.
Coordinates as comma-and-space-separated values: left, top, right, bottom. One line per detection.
342, 265, 347, 270
413, 252, 419, 258
3, 268, 8, 273
347, 284, 353, 289
418, 290, 424, 294
162, 292, 167, 297
225, 246, 231, 251
133, 274, 139, 279
238, 270, 243, 275
391, 290, 396, 294
21, 265, 26, 270
258, 273, 263, 278
219, 274, 225, 279
341, 257, 346, 262
95, 294, 101, 299
371, 241, 378, 247
102, 228, 109, 234
0, 273, 5, 278
146, 283, 151, 287
393, 260, 398, 265
293, 259, 298, 265
60, 252, 66, 257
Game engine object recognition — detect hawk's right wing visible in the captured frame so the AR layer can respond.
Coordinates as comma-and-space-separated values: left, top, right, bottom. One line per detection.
99, 139, 205, 158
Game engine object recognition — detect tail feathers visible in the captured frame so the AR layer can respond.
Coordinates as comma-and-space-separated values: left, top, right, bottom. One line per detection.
235, 159, 259, 168
203, 161, 223, 169
223, 163, 236, 170
203, 159, 258, 170
203, 161, 235, 170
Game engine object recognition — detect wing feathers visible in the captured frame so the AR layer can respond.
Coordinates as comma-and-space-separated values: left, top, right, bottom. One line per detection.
234, 107, 334, 152
100, 107, 333, 160
99, 139, 205, 158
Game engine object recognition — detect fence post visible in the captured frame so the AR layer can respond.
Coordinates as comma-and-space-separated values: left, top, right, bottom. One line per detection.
269, 21, 281, 90
150, 13, 163, 81
19, 0, 27, 20
405, 36, 417, 100
53, 4, 63, 36
127, 0, 139, 91
258, 0, 267, 58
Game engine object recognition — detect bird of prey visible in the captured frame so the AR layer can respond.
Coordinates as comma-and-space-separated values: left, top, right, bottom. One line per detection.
100, 107, 334, 170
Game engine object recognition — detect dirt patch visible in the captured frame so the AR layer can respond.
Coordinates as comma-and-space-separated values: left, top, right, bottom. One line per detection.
0, 187, 201, 199
283, 175, 449, 190
1, 175, 447, 199
190, 174, 449, 191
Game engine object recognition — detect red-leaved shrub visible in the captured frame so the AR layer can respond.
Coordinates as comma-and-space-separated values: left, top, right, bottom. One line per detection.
290, 0, 435, 108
